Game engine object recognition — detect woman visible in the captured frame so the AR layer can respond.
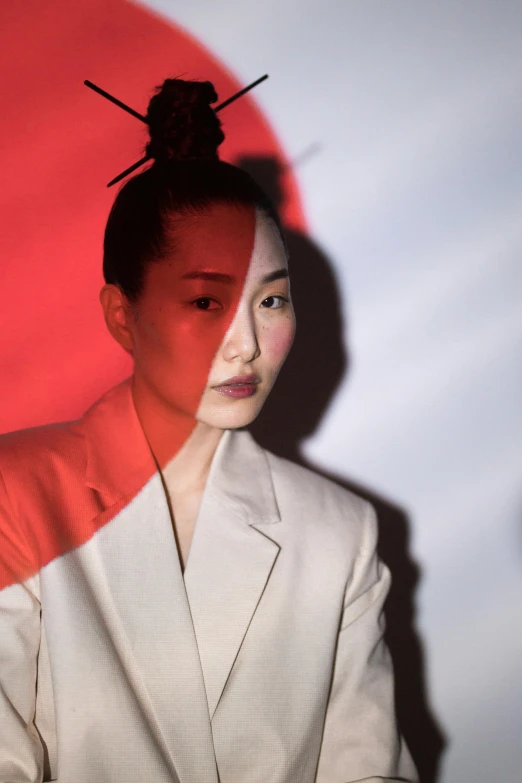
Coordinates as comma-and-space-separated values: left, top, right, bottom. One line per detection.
0, 78, 417, 783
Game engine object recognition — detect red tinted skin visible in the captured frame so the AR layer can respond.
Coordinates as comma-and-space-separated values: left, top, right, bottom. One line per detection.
128, 202, 258, 471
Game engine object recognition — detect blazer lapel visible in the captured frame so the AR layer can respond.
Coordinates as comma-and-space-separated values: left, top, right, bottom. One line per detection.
183, 426, 282, 721
78, 378, 219, 783
78, 377, 283, 769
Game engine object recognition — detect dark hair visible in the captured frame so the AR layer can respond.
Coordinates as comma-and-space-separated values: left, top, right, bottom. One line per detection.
103, 77, 287, 303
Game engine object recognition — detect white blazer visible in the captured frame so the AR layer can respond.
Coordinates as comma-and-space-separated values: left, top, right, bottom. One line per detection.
0, 377, 417, 783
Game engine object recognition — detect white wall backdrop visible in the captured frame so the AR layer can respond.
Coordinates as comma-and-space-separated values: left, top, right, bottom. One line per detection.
141, 2, 522, 781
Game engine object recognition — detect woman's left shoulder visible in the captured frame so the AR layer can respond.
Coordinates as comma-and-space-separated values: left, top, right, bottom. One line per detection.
263, 448, 375, 546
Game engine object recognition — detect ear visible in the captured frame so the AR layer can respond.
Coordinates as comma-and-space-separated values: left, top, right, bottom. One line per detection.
99, 284, 136, 355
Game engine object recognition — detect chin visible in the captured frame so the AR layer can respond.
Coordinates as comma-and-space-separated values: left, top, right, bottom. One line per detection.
198, 398, 264, 430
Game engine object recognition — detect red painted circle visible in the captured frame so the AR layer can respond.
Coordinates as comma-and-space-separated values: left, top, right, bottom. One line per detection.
0, 0, 307, 432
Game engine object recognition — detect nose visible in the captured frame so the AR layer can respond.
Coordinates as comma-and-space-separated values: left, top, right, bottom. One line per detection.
220, 302, 260, 363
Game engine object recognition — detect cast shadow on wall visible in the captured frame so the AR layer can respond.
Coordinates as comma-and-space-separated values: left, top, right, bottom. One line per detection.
236, 154, 447, 783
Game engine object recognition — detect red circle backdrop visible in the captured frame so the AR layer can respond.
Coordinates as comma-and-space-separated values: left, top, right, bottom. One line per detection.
0, 0, 307, 433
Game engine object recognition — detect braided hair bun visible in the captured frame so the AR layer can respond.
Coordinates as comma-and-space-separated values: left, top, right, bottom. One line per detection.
145, 78, 225, 165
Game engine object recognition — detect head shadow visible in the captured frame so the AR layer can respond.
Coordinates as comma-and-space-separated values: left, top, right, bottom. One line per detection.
235, 152, 447, 783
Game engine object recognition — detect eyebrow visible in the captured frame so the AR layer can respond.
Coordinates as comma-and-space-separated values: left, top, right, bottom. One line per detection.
261, 268, 289, 284
181, 268, 289, 285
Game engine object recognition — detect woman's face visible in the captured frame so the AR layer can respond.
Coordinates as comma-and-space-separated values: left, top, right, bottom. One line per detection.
120, 204, 295, 431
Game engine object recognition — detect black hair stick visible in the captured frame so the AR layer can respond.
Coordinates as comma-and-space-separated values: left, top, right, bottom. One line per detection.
107, 155, 151, 188
84, 80, 148, 124
215, 74, 268, 112
84, 74, 269, 186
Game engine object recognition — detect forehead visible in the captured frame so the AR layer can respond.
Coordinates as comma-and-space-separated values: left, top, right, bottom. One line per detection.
250, 212, 288, 273
169, 204, 286, 277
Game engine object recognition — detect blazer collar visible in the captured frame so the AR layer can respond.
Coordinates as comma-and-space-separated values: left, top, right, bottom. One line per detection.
79, 375, 280, 527
76, 376, 284, 759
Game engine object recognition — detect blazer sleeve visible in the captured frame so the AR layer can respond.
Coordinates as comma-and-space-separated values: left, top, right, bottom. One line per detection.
0, 467, 45, 783
314, 501, 418, 783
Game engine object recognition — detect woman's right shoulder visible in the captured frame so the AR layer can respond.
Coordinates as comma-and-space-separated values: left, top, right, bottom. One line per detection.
0, 417, 85, 491
0, 418, 88, 588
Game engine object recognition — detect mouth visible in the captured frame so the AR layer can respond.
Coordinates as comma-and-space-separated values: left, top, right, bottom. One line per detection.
214, 374, 260, 386
212, 374, 260, 399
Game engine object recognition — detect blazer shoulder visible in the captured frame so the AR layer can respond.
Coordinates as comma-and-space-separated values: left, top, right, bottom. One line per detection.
0, 418, 85, 495
264, 448, 374, 544
0, 419, 86, 587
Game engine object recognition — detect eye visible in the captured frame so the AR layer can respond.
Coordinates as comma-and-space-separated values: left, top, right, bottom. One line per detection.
191, 297, 222, 311
261, 295, 289, 309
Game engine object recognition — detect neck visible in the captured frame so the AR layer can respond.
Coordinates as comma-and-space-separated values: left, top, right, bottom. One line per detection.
131, 374, 225, 493
162, 421, 225, 495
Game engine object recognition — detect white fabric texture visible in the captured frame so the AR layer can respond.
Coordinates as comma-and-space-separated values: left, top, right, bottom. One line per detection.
0, 380, 417, 782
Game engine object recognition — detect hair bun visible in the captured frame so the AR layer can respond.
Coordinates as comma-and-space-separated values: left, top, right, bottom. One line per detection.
145, 78, 225, 164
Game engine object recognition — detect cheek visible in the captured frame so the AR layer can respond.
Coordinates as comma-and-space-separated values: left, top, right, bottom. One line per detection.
263, 319, 296, 365
135, 308, 240, 412
139, 313, 225, 377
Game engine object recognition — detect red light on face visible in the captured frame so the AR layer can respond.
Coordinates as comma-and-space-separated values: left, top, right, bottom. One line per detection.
128, 203, 257, 471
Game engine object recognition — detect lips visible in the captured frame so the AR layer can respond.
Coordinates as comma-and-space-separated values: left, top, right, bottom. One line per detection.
214, 374, 260, 387
212, 374, 260, 399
